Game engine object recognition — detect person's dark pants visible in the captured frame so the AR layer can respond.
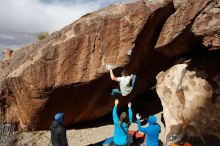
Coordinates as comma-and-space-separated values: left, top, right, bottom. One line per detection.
111, 75, 137, 96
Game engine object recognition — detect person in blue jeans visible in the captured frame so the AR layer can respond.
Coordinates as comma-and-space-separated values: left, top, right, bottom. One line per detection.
112, 99, 133, 146
136, 113, 161, 146
109, 67, 136, 97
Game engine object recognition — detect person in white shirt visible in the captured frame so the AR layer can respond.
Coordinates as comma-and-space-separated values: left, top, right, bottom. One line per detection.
109, 68, 136, 96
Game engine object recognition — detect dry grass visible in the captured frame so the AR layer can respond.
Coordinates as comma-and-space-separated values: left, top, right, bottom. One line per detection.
0, 106, 17, 146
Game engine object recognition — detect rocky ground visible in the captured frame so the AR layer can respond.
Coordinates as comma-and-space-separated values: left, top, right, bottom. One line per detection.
16, 124, 116, 146
15, 112, 165, 146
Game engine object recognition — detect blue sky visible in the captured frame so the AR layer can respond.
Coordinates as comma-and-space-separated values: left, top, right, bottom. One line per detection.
0, 0, 126, 58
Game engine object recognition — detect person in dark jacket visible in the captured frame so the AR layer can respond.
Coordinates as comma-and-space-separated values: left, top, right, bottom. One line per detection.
50, 112, 68, 146
136, 113, 161, 146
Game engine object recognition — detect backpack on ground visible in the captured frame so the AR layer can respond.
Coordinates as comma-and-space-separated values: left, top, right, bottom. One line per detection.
129, 130, 145, 146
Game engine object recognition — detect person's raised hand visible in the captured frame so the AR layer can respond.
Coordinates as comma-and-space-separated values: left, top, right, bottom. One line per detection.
136, 113, 141, 120
128, 102, 131, 108
115, 99, 119, 106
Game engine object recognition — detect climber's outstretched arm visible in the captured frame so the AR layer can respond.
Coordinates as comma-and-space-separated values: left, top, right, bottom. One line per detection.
113, 99, 119, 124
136, 113, 147, 133
128, 102, 133, 123
110, 68, 118, 81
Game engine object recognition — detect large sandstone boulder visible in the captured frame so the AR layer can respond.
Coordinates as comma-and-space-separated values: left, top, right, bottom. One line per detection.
155, 0, 220, 57
0, 0, 173, 130
154, 0, 220, 143
156, 52, 220, 145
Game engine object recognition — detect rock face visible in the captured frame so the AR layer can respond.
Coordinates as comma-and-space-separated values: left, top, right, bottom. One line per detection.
172, 0, 187, 9
155, 0, 220, 57
192, 0, 220, 51
2, 48, 13, 61
154, 0, 220, 142
154, 0, 220, 144
0, 0, 173, 130
156, 52, 220, 145
0, 48, 13, 94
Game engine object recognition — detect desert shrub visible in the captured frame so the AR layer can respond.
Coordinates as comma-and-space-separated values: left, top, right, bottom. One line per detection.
0, 107, 17, 146
36, 32, 49, 40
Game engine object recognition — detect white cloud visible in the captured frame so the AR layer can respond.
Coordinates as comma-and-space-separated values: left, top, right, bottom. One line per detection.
0, 34, 14, 40
0, 0, 125, 55
0, 0, 105, 33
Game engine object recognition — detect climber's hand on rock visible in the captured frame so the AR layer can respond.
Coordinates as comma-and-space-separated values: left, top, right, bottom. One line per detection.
136, 113, 141, 120
106, 64, 112, 71
128, 102, 131, 108
115, 99, 119, 106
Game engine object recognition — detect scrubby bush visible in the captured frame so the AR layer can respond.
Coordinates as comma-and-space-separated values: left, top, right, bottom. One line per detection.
36, 32, 49, 40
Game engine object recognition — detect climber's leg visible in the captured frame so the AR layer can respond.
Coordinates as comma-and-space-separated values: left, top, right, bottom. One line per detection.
111, 89, 121, 96
131, 75, 137, 88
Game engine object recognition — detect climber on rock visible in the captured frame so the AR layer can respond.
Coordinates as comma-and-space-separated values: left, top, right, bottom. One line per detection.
108, 66, 136, 97
112, 99, 133, 145
50, 112, 68, 146
136, 113, 161, 146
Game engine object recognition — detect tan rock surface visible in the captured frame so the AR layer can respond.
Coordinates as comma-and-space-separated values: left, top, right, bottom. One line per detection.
2, 48, 13, 61
155, 0, 218, 57
172, 0, 188, 9
156, 52, 220, 145
192, 0, 220, 50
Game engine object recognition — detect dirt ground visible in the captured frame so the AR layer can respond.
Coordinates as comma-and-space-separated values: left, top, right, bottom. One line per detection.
15, 112, 165, 146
